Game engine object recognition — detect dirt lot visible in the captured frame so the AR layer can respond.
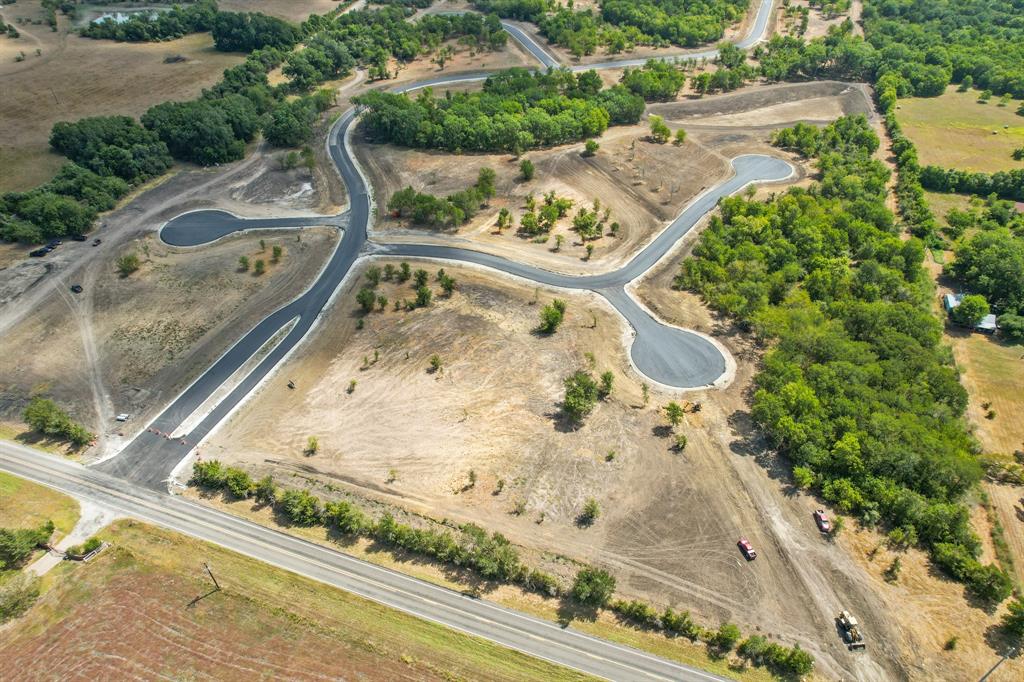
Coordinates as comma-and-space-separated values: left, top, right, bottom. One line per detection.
0, 225, 337, 454
202, 255, 901, 680
896, 85, 1024, 173
0, 3, 245, 192
0, 519, 589, 682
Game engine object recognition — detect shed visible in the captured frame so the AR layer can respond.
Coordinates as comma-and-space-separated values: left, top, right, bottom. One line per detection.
976, 314, 998, 334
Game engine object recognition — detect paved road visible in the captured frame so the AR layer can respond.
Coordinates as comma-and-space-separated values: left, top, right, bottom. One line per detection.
1, 442, 729, 682
98, 2, 790, 489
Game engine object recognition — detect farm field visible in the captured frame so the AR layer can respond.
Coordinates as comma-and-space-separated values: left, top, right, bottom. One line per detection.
0, 519, 591, 682
896, 86, 1024, 173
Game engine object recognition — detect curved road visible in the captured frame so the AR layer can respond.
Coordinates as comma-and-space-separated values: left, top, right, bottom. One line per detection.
25, 4, 792, 681
99, 0, 791, 488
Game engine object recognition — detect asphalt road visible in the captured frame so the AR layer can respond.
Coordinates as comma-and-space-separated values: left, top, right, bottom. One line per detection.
1, 442, 729, 682
97, 2, 791, 489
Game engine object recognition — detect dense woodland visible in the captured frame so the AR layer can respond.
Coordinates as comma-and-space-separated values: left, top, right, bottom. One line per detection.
354, 68, 644, 153
1, 4, 513, 243
679, 116, 1012, 603
473, 0, 750, 55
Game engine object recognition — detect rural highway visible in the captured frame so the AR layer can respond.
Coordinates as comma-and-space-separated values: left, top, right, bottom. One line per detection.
1, 441, 729, 682
99, 0, 791, 489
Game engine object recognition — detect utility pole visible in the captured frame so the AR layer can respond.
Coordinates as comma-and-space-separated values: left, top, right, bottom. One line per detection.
978, 647, 1017, 682
204, 562, 221, 591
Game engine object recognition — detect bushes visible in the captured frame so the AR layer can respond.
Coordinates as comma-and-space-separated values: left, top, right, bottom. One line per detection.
737, 635, 815, 677
932, 542, 1013, 603
387, 168, 496, 228
22, 397, 94, 447
0, 573, 41, 625
571, 565, 616, 607
538, 299, 566, 333
622, 60, 687, 101
562, 370, 600, 424
278, 489, 323, 526
0, 521, 54, 570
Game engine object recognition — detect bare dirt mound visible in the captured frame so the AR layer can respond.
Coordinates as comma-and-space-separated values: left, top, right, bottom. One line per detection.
650, 81, 874, 126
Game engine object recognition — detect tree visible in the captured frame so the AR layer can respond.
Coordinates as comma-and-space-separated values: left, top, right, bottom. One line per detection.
238, 255, 250, 271
440, 274, 456, 296
116, 253, 140, 277
649, 115, 670, 143
712, 622, 742, 651
563, 370, 599, 424
519, 158, 535, 181
1002, 596, 1024, 642
598, 371, 614, 398
356, 287, 377, 313
583, 139, 599, 156
476, 167, 496, 199
538, 299, 567, 333
271, 245, 282, 263
254, 476, 277, 505
433, 45, 454, 70
224, 467, 253, 499
950, 294, 989, 327
415, 285, 432, 307
572, 566, 615, 607
254, 259, 266, 275
663, 401, 684, 427
22, 397, 94, 447
674, 128, 687, 146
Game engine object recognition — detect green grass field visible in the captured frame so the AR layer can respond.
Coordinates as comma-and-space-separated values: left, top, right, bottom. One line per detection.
0, 472, 79, 537
897, 86, 1024, 173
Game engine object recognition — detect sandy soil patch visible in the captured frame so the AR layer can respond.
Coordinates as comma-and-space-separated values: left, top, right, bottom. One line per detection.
0, 5, 244, 192
0, 227, 337, 453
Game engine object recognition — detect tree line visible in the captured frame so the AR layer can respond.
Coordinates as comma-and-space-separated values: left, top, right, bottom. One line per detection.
354, 67, 644, 153
190, 459, 814, 675
387, 167, 497, 228
472, 0, 750, 56
80, 0, 220, 43
679, 115, 1012, 604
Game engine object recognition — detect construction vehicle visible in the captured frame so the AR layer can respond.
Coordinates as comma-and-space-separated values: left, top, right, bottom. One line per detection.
837, 610, 866, 650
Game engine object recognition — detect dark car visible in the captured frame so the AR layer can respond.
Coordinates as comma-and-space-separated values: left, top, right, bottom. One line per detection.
29, 248, 48, 257
737, 538, 757, 561
92, 238, 102, 246
70, 285, 83, 294
71, 234, 87, 242
47, 239, 62, 248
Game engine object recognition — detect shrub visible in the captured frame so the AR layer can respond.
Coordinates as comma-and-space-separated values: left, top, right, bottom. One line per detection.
711, 622, 742, 651
538, 299, 566, 333
562, 370, 599, 423
278, 489, 323, 526
191, 460, 227, 489
661, 607, 701, 639
224, 467, 253, 499
22, 397, 94, 447
116, 253, 141, 277
519, 158, 535, 180
612, 599, 660, 628
571, 566, 616, 607
0, 573, 41, 624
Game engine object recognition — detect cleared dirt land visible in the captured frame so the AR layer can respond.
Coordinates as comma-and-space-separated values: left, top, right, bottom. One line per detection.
0, 226, 337, 452
0, 3, 245, 192
0, 519, 591, 682
896, 86, 1024, 173
203, 258, 903, 681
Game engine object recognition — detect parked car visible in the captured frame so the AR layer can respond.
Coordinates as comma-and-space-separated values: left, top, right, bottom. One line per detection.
70, 285, 83, 294
47, 239, 62, 248
813, 509, 831, 533
92, 238, 102, 246
29, 248, 47, 257
71, 234, 87, 242
737, 537, 757, 560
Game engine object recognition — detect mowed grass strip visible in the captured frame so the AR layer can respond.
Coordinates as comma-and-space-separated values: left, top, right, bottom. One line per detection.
897, 86, 1024, 173
0, 471, 79, 537
0, 519, 595, 682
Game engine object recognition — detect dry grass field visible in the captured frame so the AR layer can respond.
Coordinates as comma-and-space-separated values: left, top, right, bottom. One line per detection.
0, 519, 592, 682
0, 227, 337, 450
896, 86, 1024, 173
0, 2, 245, 192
